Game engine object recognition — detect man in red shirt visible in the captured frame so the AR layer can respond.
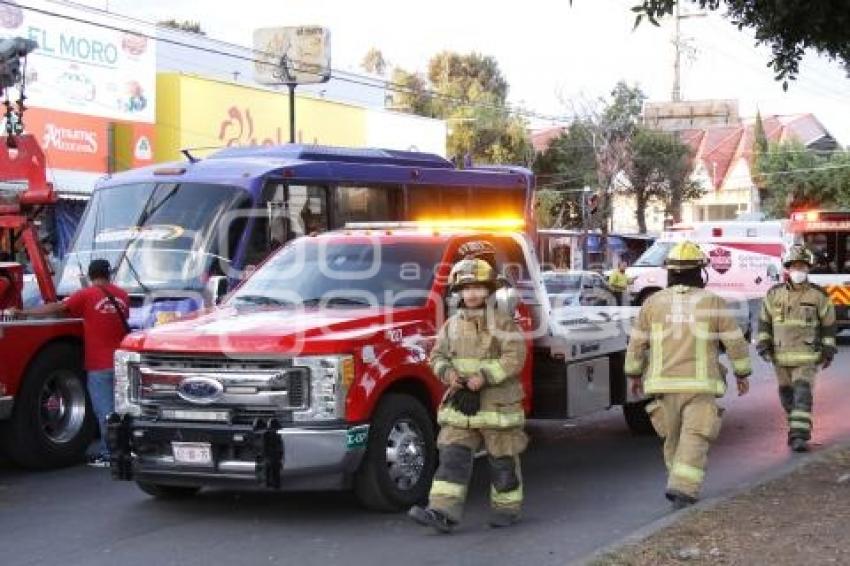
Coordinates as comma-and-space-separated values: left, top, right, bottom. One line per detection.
16, 259, 130, 466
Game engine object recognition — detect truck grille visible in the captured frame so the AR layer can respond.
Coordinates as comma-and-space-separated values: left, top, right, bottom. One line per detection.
136, 354, 309, 419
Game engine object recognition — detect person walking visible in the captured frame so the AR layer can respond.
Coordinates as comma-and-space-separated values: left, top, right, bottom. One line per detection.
608, 262, 629, 305
756, 245, 836, 452
15, 259, 130, 466
409, 258, 527, 533
625, 241, 752, 509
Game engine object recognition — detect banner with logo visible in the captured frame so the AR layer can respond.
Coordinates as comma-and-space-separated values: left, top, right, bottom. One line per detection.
0, 0, 156, 123
24, 107, 108, 172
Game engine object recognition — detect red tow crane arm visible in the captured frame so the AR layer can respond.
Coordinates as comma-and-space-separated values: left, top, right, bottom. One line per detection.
0, 134, 58, 302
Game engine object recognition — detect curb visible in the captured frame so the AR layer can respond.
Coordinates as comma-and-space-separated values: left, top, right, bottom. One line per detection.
574, 440, 850, 566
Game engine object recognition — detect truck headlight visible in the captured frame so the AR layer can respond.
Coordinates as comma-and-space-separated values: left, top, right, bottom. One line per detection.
293, 355, 354, 422
114, 350, 141, 416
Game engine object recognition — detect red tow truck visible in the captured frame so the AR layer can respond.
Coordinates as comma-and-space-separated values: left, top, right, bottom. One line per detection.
109, 222, 640, 510
0, 134, 93, 468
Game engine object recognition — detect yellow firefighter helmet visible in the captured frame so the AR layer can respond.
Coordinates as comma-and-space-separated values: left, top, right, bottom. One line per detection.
449, 258, 498, 290
664, 241, 709, 271
782, 245, 814, 268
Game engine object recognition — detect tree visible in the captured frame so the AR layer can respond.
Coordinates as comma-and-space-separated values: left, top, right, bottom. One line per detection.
757, 142, 850, 217
630, 1, 850, 88
157, 19, 205, 35
533, 122, 598, 228
625, 128, 702, 232
388, 68, 433, 115
361, 48, 388, 76
386, 51, 529, 164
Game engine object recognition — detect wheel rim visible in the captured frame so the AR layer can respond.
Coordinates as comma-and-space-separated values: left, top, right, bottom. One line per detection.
38, 371, 87, 444
385, 418, 427, 491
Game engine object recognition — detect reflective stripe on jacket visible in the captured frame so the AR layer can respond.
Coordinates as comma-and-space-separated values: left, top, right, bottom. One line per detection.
625, 285, 752, 395
756, 282, 837, 367
429, 306, 527, 429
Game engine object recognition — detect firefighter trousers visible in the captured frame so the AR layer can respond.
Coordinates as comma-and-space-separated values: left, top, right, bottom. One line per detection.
427, 425, 527, 523
647, 393, 722, 499
775, 365, 816, 441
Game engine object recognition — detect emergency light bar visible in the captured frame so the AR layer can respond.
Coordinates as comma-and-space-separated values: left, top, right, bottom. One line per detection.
344, 218, 525, 232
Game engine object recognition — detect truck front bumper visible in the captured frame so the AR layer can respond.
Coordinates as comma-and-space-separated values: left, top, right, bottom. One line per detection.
108, 415, 369, 490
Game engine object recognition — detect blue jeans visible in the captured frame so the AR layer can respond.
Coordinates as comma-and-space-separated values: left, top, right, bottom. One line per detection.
87, 370, 114, 457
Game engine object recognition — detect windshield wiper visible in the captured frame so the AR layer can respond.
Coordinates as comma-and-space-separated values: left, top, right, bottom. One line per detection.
233, 294, 292, 307
300, 297, 372, 308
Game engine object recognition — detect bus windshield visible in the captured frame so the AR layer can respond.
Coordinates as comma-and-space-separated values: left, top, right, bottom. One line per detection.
57, 182, 246, 295
228, 239, 445, 309
633, 241, 674, 267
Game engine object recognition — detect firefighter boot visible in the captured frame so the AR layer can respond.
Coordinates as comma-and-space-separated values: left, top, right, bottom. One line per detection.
408, 506, 456, 534
788, 381, 813, 452
665, 489, 698, 510
488, 455, 523, 528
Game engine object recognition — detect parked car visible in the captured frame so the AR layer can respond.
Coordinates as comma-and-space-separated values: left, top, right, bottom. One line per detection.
543, 270, 617, 308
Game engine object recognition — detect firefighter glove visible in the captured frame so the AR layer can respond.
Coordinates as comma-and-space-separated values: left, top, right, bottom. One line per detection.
450, 388, 481, 417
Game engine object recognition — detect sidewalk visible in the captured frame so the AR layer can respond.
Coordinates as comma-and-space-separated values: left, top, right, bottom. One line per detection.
591, 446, 850, 565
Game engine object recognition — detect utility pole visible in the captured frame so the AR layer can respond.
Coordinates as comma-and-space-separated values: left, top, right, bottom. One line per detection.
671, 4, 706, 102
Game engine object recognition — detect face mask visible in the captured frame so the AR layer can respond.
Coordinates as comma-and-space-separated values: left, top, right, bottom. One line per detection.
789, 270, 808, 285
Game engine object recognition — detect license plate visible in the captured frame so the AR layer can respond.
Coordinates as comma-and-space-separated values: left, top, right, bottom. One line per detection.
161, 409, 230, 422
172, 442, 213, 466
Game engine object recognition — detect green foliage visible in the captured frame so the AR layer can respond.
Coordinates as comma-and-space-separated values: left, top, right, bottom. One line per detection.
631, 1, 850, 89
361, 48, 388, 76
388, 68, 433, 116
157, 19, 205, 35
390, 50, 530, 165
757, 142, 850, 217
533, 122, 598, 228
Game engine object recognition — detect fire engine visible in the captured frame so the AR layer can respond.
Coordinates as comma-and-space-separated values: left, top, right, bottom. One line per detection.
108, 221, 641, 510
786, 210, 850, 328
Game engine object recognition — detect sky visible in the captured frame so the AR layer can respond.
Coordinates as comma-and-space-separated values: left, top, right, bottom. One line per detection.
79, 0, 850, 144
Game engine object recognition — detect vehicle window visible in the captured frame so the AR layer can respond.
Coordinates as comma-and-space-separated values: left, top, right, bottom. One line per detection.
407, 185, 471, 219
243, 183, 330, 268
633, 241, 674, 267
492, 236, 531, 285
335, 185, 402, 226
229, 239, 445, 308
804, 232, 836, 274
543, 274, 581, 294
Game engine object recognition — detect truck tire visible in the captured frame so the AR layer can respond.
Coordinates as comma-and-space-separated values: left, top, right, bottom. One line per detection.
623, 399, 656, 436
1, 342, 94, 469
136, 482, 201, 499
354, 393, 436, 512
635, 288, 660, 307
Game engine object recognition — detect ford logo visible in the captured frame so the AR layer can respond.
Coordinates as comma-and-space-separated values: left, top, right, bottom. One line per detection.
176, 376, 224, 404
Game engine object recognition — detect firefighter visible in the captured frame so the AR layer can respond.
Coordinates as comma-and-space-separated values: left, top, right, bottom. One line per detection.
625, 241, 752, 509
409, 258, 527, 533
756, 245, 836, 452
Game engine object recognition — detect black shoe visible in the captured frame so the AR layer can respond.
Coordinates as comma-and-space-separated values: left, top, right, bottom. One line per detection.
790, 438, 809, 452
488, 511, 520, 528
665, 490, 697, 510
408, 506, 455, 534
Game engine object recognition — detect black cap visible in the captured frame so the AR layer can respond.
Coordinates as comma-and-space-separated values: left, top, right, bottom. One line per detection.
88, 259, 111, 281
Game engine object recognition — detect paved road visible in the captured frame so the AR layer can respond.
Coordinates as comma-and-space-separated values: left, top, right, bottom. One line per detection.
2, 344, 849, 566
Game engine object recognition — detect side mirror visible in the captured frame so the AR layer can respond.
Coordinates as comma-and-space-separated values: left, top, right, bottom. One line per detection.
495, 286, 520, 316
205, 275, 229, 306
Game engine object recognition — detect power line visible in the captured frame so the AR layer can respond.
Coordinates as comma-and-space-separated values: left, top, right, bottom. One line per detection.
12, 0, 571, 124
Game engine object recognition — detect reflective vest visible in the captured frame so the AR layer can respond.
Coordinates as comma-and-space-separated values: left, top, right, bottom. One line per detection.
430, 307, 527, 429
625, 286, 752, 395
608, 270, 628, 292
756, 282, 836, 367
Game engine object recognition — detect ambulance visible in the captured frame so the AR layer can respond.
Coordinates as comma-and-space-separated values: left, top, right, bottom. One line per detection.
786, 210, 850, 329
626, 221, 786, 336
